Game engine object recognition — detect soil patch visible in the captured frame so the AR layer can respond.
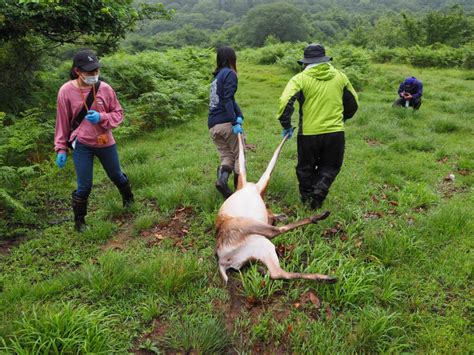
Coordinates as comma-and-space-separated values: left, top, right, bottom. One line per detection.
0, 235, 26, 256
130, 318, 169, 354
437, 179, 469, 198
102, 206, 195, 251
143, 206, 195, 250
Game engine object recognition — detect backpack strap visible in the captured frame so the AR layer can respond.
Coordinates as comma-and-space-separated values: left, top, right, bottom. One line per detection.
70, 80, 101, 132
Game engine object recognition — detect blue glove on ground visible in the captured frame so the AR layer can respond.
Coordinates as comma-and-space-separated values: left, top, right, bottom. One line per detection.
56, 152, 67, 168
85, 110, 100, 125
236, 116, 243, 125
281, 127, 294, 139
232, 123, 243, 135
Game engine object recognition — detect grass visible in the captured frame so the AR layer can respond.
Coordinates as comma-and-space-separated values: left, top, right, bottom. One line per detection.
0, 59, 473, 353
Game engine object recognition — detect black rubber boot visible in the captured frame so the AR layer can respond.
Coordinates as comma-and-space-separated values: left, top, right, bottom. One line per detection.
215, 165, 233, 199
117, 174, 134, 208
310, 197, 323, 210
72, 192, 88, 232
233, 173, 240, 191
310, 168, 339, 210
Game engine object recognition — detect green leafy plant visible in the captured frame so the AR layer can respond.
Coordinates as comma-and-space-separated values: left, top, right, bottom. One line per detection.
239, 264, 281, 303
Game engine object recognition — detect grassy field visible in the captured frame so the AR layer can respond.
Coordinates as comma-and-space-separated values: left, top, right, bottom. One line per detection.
0, 60, 473, 353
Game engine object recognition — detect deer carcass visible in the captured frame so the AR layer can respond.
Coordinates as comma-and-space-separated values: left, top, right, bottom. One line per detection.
215, 133, 337, 284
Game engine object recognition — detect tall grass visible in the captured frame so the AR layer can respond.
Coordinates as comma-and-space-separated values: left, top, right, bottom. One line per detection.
1, 303, 117, 353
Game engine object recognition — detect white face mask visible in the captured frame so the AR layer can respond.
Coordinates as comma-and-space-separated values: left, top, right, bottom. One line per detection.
81, 74, 99, 85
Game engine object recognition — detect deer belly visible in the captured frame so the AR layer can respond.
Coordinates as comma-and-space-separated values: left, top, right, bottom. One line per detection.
218, 184, 267, 222
218, 235, 275, 270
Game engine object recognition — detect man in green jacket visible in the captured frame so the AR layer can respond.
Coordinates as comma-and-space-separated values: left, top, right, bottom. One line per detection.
277, 43, 359, 209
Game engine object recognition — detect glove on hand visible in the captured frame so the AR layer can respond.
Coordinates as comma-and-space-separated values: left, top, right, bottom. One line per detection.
85, 110, 100, 125
281, 127, 294, 139
236, 116, 243, 125
232, 124, 243, 135
56, 152, 67, 169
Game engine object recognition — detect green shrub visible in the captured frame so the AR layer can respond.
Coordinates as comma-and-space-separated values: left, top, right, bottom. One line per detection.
372, 44, 474, 68
102, 48, 212, 130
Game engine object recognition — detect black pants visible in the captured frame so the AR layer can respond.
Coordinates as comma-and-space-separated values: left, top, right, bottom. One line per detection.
393, 97, 422, 110
296, 132, 345, 206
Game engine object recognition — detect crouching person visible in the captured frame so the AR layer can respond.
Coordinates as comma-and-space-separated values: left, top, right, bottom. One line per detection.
393, 76, 423, 110
54, 49, 134, 232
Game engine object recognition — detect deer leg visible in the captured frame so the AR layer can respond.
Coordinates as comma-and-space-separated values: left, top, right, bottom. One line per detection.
224, 211, 330, 240
260, 248, 337, 283
235, 134, 247, 190
267, 208, 288, 225
256, 135, 288, 197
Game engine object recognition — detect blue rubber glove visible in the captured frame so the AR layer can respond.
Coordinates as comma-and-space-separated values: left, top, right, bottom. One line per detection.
85, 110, 100, 125
281, 127, 294, 139
236, 116, 243, 125
56, 152, 67, 169
232, 123, 243, 135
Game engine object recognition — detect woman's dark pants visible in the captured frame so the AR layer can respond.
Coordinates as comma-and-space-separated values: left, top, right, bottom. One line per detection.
71, 141, 131, 230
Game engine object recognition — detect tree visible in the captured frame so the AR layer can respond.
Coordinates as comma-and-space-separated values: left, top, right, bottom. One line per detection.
240, 2, 311, 47
0, 0, 171, 52
0, 0, 171, 113
424, 5, 473, 47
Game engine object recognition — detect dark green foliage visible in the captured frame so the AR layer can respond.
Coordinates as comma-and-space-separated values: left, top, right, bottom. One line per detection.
0, 1, 170, 115
372, 44, 474, 69
0, 0, 170, 51
240, 2, 311, 47
0, 110, 51, 215
102, 48, 212, 129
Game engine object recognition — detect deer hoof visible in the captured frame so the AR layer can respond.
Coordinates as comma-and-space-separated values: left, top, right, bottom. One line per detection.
319, 276, 337, 284
311, 211, 331, 223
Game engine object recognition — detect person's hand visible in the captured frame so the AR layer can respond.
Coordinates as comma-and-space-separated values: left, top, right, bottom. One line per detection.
281, 127, 294, 139
236, 116, 243, 125
232, 123, 243, 135
404, 93, 412, 100
56, 152, 67, 169
85, 110, 100, 125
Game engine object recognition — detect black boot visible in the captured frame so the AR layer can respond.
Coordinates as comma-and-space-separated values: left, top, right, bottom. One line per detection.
310, 168, 339, 210
215, 165, 233, 199
310, 197, 323, 210
233, 173, 240, 191
117, 174, 134, 208
72, 192, 88, 232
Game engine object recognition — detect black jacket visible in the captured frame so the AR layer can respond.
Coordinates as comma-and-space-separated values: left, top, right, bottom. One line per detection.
208, 68, 243, 129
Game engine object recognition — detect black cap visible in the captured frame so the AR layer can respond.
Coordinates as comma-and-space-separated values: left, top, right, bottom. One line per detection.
73, 49, 101, 71
298, 43, 332, 64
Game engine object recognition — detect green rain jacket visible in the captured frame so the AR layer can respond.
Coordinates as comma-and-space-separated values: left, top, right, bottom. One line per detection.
277, 63, 359, 135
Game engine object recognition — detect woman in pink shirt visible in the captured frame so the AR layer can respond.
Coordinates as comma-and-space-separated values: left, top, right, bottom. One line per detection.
54, 49, 134, 232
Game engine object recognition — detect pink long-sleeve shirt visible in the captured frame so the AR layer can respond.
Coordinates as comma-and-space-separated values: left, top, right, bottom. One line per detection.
54, 80, 123, 153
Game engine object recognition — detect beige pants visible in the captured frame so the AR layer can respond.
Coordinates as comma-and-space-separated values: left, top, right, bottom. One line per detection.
209, 122, 244, 174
